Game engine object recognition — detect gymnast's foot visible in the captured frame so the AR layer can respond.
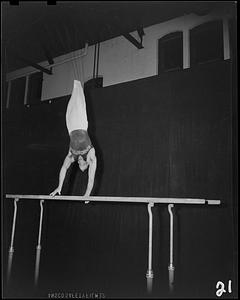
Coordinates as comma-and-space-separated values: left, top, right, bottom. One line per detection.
85, 201, 90, 204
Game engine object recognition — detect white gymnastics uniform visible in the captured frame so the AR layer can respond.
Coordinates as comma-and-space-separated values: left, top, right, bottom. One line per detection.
66, 80, 88, 134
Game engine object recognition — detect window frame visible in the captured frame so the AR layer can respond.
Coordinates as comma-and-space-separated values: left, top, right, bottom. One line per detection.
158, 31, 183, 74
190, 20, 224, 67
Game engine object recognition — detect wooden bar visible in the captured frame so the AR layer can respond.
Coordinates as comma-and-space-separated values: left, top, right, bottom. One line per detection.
5, 195, 220, 205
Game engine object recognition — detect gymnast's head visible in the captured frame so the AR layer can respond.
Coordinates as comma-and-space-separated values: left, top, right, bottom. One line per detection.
69, 129, 91, 172
69, 129, 90, 151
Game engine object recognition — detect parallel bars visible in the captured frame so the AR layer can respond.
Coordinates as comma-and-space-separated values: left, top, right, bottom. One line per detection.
5, 194, 220, 293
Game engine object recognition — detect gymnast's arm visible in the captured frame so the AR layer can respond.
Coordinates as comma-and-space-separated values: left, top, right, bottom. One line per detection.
50, 152, 74, 196
84, 148, 97, 197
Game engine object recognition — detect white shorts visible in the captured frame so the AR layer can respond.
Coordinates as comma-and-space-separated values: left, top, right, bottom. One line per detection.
66, 80, 88, 133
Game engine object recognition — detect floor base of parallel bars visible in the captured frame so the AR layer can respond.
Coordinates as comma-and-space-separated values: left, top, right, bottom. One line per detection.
146, 270, 154, 293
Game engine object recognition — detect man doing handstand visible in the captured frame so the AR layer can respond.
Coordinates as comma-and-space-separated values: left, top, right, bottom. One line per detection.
50, 80, 97, 200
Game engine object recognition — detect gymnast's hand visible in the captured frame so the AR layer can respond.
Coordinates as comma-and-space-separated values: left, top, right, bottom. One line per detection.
83, 192, 90, 204
50, 187, 61, 196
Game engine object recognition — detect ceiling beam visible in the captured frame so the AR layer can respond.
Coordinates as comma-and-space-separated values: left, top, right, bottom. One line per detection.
137, 28, 145, 44
41, 45, 55, 65
122, 32, 144, 49
8, 49, 52, 75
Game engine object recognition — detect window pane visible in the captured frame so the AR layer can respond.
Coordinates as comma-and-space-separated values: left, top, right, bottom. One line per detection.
190, 20, 223, 65
158, 32, 183, 73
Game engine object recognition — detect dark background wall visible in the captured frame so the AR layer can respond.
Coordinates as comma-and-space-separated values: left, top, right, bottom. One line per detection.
3, 60, 237, 298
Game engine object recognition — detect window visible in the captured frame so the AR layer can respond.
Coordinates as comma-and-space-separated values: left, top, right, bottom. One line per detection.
27, 72, 43, 105
8, 77, 26, 108
158, 32, 183, 74
190, 20, 224, 66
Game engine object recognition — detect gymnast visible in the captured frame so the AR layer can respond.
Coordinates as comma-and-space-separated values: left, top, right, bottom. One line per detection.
50, 80, 97, 201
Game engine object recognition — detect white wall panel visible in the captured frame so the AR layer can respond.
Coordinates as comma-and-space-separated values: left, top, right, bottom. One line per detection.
6, 11, 231, 102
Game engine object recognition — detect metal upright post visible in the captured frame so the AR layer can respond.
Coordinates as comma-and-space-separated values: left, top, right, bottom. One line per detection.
34, 199, 44, 286
7, 198, 19, 283
168, 204, 174, 292
146, 202, 154, 293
